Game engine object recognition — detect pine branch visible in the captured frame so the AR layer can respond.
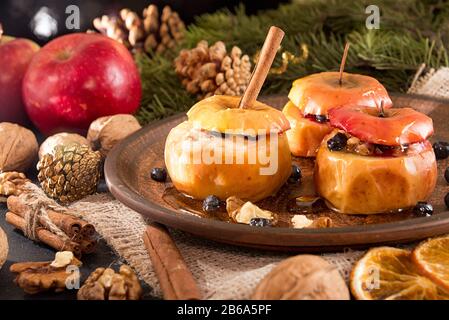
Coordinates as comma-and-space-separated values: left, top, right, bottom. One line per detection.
135, 0, 449, 124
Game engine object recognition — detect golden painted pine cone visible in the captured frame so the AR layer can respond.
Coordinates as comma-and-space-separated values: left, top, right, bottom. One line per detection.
174, 40, 252, 100
93, 5, 185, 54
37, 144, 101, 204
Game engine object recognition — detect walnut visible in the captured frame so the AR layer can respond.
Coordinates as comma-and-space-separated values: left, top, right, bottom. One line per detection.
87, 115, 141, 157
291, 215, 333, 229
291, 215, 313, 229
77, 265, 142, 300
310, 217, 333, 228
0, 171, 30, 198
10, 252, 82, 294
0, 227, 8, 270
0, 122, 38, 172
252, 255, 350, 300
226, 196, 277, 224
39, 133, 90, 159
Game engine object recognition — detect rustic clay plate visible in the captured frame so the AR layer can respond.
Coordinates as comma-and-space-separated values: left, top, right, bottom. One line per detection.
105, 94, 449, 251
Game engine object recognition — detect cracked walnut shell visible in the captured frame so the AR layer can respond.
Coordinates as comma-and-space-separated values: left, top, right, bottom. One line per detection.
0, 122, 38, 173
252, 255, 349, 300
77, 265, 142, 300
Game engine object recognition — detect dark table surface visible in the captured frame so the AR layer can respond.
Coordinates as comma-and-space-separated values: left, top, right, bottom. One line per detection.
0, 178, 155, 300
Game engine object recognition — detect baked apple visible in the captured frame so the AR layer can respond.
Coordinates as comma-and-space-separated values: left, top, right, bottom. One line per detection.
315, 105, 437, 214
165, 95, 292, 202
283, 72, 392, 157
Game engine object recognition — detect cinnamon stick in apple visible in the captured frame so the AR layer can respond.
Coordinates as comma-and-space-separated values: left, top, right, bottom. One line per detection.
143, 223, 201, 300
239, 26, 285, 109
5, 211, 82, 257
339, 42, 350, 86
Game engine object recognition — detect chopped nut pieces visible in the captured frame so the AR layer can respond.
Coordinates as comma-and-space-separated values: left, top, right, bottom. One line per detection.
10, 251, 82, 294
50, 251, 74, 268
226, 196, 277, 225
0, 172, 30, 198
311, 216, 333, 228
291, 215, 313, 229
77, 265, 142, 300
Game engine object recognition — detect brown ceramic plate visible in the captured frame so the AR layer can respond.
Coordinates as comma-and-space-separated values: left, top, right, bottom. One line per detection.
105, 94, 449, 252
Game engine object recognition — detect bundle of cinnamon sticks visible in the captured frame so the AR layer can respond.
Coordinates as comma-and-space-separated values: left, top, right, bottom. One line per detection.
6, 195, 96, 258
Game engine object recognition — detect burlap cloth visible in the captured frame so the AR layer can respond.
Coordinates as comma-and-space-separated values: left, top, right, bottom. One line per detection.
69, 68, 447, 300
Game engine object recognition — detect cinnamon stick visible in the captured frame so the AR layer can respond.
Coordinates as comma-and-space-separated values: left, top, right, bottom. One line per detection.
5, 211, 82, 258
80, 221, 95, 238
80, 239, 97, 254
239, 26, 285, 109
339, 42, 350, 85
143, 223, 201, 300
7, 195, 94, 237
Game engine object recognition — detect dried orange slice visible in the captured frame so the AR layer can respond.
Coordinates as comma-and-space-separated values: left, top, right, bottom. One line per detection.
412, 235, 449, 292
350, 247, 449, 300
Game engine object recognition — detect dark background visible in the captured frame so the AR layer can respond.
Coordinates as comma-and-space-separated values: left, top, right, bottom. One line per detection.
0, 0, 287, 45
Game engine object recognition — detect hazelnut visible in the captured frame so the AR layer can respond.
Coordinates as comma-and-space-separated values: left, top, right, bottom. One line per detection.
87, 114, 141, 157
39, 133, 90, 159
252, 255, 350, 300
0, 122, 38, 172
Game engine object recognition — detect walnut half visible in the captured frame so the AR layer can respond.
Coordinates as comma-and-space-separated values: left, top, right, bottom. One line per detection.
0, 171, 30, 198
77, 265, 142, 300
10, 252, 82, 294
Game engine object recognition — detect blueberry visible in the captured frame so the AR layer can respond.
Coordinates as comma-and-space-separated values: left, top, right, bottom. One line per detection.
327, 133, 348, 151
433, 142, 449, 160
413, 202, 433, 217
249, 217, 272, 227
150, 167, 167, 182
289, 165, 302, 183
202, 195, 222, 212
315, 115, 328, 123
445, 193, 449, 209
445, 167, 449, 184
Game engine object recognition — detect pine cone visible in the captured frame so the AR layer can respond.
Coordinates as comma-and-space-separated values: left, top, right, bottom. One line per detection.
37, 144, 101, 204
93, 5, 185, 54
174, 41, 252, 100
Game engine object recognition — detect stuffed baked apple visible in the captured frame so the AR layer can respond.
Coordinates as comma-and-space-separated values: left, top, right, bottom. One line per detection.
315, 105, 437, 214
283, 72, 392, 157
165, 95, 291, 202
165, 27, 291, 202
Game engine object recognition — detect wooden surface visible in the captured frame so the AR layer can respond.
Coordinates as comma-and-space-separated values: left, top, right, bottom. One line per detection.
105, 94, 449, 251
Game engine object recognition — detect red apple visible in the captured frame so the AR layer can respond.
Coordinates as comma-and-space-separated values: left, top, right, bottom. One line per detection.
288, 72, 392, 116
0, 35, 39, 125
329, 105, 434, 146
23, 33, 142, 135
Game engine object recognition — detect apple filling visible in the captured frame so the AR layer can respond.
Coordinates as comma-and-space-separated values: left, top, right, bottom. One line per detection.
329, 131, 428, 157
